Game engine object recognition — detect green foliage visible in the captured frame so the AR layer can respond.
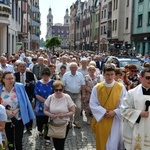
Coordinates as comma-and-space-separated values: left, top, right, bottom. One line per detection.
45, 36, 61, 49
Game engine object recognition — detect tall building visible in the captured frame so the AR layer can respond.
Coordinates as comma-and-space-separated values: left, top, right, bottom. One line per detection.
30, 0, 41, 51
46, 8, 70, 49
46, 7, 53, 39
0, 1, 11, 54
132, 0, 150, 55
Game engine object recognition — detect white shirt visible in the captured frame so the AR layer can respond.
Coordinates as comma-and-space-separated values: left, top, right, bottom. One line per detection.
20, 72, 26, 85
0, 64, 15, 73
62, 71, 85, 93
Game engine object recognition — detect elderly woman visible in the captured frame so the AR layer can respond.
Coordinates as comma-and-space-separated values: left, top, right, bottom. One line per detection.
44, 80, 75, 150
0, 71, 34, 150
34, 67, 54, 145
84, 65, 101, 125
89, 61, 101, 76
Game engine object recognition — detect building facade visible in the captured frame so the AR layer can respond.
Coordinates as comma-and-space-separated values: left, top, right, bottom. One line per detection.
46, 8, 70, 49
0, 0, 41, 56
132, 0, 150, 55
0, 0, 11, 54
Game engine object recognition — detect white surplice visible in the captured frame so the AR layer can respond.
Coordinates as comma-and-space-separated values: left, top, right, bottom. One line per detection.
121, 84, 150, 150
89, 80, 126, 150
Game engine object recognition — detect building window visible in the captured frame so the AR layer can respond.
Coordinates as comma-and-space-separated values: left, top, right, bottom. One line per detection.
19, 7, 20, 23
104, 9, 106, 18
116, 0, 118, 9
126, 17, 128, 29
139, 0, 144, 2
148, 12, 150, 25
113, 20, 115, 31
115, 19, 117, 30
49, 19, 51, 22
101, 11, 103, 19
138, 14, 143, 27
113, 0, 115, 10
12, 35, 14, 53
104, 26, 106, 34
127, 0, 129, 6
101, 26, 103, 35
66, 20, 68, 23
16, 2, 18, 21
12, 0, 14, 18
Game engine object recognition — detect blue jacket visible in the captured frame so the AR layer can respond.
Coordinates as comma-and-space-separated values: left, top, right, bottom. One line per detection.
0, 83, 35, 125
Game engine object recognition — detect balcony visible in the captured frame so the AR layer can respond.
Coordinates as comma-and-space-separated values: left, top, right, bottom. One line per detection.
32, 5, 39, 13
0, 3, 11, 25
31, 20, 40, 27
31, 34, 40, 42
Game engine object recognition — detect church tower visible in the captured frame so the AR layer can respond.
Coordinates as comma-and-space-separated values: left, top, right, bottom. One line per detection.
46, 7, 53, 39
64, 8, 70, 26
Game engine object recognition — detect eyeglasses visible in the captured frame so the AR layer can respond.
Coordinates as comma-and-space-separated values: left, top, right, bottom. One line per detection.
54, 89, 63, 92
144, 76, 150, 80
131, 70, 139, 73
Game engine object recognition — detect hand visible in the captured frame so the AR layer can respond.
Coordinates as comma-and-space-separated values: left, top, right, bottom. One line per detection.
50, 113, 57, 119
104, 110, 115, 118
12, 108, 19, 115
140, 111, 149, 118
57, 113, 66, 119
6, 110, 15, 118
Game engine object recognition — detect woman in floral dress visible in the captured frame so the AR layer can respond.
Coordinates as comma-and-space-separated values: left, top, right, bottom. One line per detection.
83, 65, 101, 125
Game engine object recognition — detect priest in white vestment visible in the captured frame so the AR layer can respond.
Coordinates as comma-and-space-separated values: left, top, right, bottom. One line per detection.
121, 68, 150, 150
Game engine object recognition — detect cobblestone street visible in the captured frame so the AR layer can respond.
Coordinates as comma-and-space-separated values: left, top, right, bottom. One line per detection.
22, 113, 96, 150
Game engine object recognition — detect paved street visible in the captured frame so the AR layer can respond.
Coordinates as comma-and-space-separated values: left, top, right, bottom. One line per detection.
22, 112, 96, 150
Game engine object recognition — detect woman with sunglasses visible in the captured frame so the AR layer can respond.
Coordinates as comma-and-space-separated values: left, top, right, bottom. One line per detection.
0, 71, 34, 150
34, 67, 54, 145
127, 64, 140, 90
44, 80, 75, 150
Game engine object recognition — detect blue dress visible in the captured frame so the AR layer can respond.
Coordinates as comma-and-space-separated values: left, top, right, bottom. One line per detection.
34, 80, 54, 116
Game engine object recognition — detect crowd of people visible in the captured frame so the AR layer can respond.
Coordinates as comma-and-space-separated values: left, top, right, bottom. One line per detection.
0, 49, 149, 150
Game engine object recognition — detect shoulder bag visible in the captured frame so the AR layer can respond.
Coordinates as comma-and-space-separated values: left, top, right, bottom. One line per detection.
47, 95, 68, 139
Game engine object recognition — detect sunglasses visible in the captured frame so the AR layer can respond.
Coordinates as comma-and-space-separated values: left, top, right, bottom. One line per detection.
54, 89, 63, 92
131, 70, 139, 73
122, 71, 126, 73
144, 76, 150, 80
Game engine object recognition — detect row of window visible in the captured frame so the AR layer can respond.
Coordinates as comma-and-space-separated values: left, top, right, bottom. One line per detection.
0, 0, 9, 5
101, 9, 107, 19
11, 0, 21, 23
52, 34, 69, 38
52, 30, 69, 34
113, 0, 118, 10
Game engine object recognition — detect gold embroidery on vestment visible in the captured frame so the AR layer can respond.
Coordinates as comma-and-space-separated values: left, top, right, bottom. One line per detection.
134, 134, 142, 150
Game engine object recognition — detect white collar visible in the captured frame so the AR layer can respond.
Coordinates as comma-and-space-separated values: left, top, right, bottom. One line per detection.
104, 80, 115, 87
20, 72, 26, 75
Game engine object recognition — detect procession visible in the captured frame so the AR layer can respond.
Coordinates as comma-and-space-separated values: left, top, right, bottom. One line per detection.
0, 0, 150, 150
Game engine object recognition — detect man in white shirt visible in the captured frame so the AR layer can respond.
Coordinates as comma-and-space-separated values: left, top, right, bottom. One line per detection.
62, 62, 85, 128
0, 56, 15, 73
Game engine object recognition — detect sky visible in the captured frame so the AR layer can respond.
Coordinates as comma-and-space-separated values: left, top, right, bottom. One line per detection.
39, 0, 84, 40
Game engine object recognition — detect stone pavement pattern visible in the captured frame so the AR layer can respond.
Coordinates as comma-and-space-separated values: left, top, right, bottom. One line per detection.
22, 114, 96, 150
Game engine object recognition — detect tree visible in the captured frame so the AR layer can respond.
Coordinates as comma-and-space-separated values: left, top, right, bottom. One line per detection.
45, 36, 61, 54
